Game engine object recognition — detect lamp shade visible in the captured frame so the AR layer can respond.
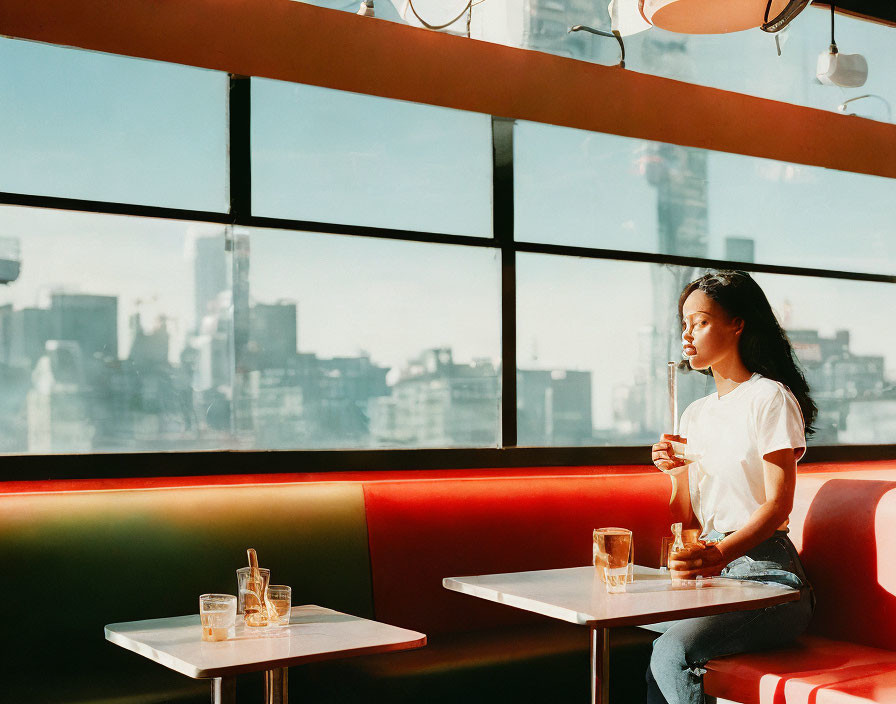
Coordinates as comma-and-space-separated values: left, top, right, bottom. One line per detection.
639, 0, 791, 33
609, 0, 652, 36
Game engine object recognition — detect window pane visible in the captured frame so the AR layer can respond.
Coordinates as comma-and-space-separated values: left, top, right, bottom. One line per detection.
517, 254, 896, 447
251, 79, 493, 236
0, 39, 228, 211
754, 273, 896, 446
515, 121, 896, 275
517, 255, 709, 446
234, 229, 501, 448
0, 206, 233, 454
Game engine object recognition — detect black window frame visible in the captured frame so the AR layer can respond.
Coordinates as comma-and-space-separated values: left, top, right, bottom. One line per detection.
1, 73, 895, 481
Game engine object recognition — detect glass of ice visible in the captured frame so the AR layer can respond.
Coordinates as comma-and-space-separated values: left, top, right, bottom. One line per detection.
199, 594, 236, 642
593, 527, 632, 593
266, 585, 292, 627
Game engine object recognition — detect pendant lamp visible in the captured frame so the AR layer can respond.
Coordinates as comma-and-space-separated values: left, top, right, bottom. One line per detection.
639, 0, 793, 33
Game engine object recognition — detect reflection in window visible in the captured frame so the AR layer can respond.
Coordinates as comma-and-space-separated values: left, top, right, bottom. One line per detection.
0, 39, 228, 211
303, 3, 894, 123
518, 254, 896, 447
234, 229, 501, 449
0, 206, 232, 453
251, 79, 493, 236
472, 5, 893, 123
515, 121, 896, 275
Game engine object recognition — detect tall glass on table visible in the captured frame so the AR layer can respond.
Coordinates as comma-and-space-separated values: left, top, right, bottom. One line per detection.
237, 567, 271, 615
593, 528, 633, 593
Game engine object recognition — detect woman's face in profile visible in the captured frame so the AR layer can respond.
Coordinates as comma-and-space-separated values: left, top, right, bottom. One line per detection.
681, 290, 742, 371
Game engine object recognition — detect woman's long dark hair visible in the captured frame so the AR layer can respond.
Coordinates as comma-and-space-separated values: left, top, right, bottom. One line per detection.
678, 270, 817, 436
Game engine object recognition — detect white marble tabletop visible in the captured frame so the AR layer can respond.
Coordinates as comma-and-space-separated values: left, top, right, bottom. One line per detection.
105, 605, 426, 679
444, 565, 800, 629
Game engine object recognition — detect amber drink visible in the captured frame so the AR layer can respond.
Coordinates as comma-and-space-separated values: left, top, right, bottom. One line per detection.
593, 527, 632, 593
243, 548, 270, 627
669, 540, 706, 581
266, 585, 291, 627
199, 594, 236, 642
237, 567, 271, 615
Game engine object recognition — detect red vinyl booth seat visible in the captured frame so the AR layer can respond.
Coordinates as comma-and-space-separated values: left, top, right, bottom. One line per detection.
362, 472, 671, 636
815, 669, 896, 703
704, 467, 896, 704
303, 469, 672, 703
8, 461, 896, 704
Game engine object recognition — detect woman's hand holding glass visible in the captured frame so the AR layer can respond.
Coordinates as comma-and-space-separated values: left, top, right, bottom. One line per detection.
652, 434, 689, 476
669, 542, 726, 579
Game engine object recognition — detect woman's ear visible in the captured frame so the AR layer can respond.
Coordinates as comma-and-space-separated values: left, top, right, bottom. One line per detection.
732, 317, 745, 336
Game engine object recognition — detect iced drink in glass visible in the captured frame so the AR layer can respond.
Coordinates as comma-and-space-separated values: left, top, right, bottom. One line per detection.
593, 527, 632, 593
266, 585, 291, 627
199, 594, 236, 642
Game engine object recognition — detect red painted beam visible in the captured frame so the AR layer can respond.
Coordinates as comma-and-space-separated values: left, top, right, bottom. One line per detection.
1, 0, 894, 179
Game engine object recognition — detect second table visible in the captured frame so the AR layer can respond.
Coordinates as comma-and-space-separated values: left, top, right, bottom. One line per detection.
444, 565, 799, 704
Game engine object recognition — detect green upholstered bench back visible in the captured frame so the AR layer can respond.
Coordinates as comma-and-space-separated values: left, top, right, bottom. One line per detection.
2, 481, 372, 703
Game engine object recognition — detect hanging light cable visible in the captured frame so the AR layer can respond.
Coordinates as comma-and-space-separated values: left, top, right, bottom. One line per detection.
404, 0, 474, 31
568, 25, 626, 68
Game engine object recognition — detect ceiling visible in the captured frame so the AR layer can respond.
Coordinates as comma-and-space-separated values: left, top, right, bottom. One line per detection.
814, 1, 896, 26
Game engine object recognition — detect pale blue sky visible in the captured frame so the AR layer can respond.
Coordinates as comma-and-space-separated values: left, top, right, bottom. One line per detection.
514, 121, 896, 273
252, 79, 493, 236
0, 39, 228, 211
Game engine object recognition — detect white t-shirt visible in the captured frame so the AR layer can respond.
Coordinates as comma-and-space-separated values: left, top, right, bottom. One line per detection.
680, 373, 806, 536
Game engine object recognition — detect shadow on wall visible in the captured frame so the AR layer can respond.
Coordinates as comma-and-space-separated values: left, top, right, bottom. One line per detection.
800, 478, 896, 650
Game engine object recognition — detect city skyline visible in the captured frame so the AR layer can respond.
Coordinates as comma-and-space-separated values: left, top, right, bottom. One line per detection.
2, 208, 896, 430
1, 259, 891, 452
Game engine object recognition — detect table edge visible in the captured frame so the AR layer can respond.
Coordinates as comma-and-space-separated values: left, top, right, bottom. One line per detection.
443, 568, 800, 628
191, 634, 429, 678
104, 609, 427, 680
584, 588, 800, 628
105, 626, 204, 678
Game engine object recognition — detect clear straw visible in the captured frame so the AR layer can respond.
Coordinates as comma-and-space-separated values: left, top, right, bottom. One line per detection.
667, 361, 679, 437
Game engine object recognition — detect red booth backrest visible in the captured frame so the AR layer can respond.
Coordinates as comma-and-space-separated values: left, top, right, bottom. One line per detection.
787, 468, 896, 651
362, 471, 670, 636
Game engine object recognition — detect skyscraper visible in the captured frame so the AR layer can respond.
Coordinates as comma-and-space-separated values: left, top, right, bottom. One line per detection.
27, 340, 94, 452
49, 293, 118, 362
725, 237, 756, 263
0, 305, 52, 368
192, 234, 228, 334
250, 301, 298, 370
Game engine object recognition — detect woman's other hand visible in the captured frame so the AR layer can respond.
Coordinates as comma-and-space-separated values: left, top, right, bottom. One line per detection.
652, 434, 688, 475
669, 542, 726, 579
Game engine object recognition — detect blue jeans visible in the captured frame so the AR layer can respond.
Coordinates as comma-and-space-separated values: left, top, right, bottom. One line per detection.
644, 531, 815, 704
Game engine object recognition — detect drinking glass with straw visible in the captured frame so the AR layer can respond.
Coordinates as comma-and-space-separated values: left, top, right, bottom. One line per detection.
664, 362, 684, 470
665, 361, 700, 469
668, 361, 679, 440
244, 548, 270, 627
